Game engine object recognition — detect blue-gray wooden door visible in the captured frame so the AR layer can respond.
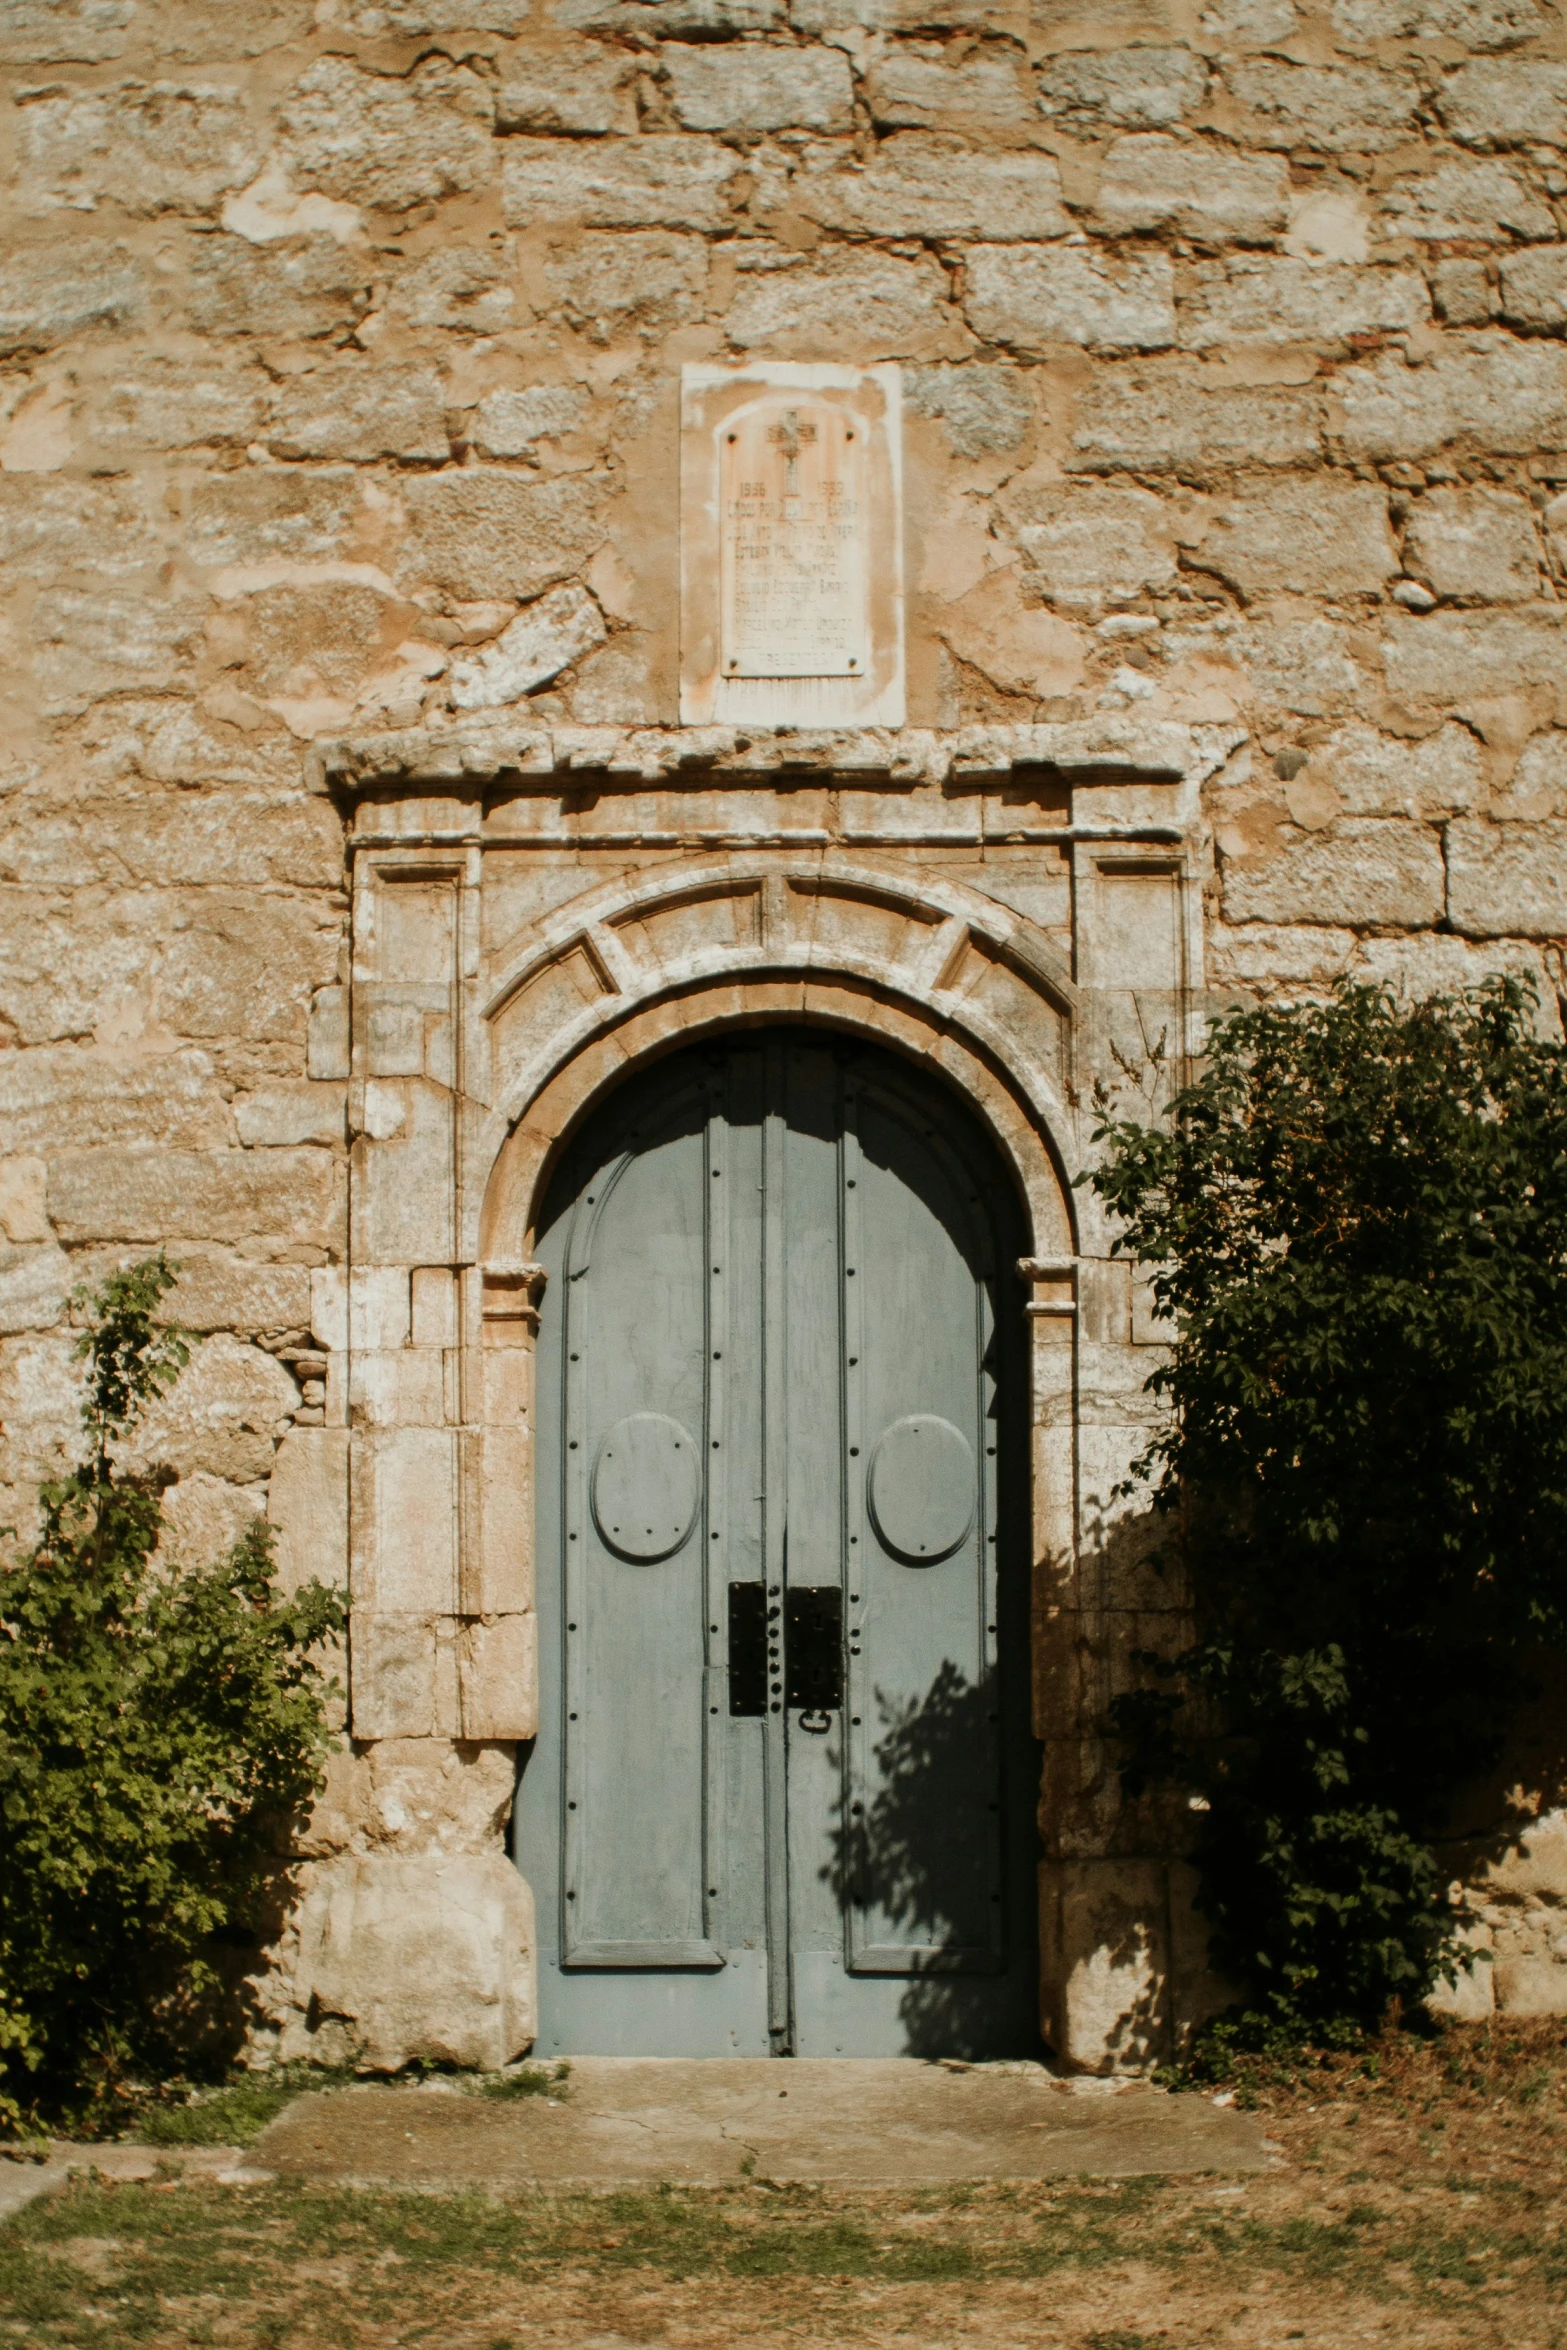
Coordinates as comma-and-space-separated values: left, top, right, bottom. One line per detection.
514, 1031, 1038, 2057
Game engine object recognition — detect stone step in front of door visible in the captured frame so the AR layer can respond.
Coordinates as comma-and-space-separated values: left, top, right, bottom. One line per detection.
253, 2060, 1276, 2190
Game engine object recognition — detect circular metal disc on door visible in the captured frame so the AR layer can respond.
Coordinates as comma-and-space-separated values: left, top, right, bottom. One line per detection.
865, 1412, 976, 1565
591, 1412, 701, 1562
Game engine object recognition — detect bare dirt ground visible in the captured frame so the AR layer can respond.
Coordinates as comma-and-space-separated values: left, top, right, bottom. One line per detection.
0, 2019, 1563, 2350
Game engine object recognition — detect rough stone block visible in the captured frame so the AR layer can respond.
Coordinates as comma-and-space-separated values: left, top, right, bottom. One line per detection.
1499, 245, 1567, 332
1039, 1856, 1173, 2074
236, 1082, 347, 1148
865, 45, 1037, 130
182, 468, 364, 569
351, 1346, 446, 1430
1359, 934, 1558, 1033
459, 1614, 537, 1740
1402, 485, 1541, 605
936, 569, 1083, 697
1010, 484, 1177, 610
0, 0, 137, 63
47, 1146, 338, 1248
280, 56, 494, 212
349, 1611, 438, 1740
1222, 59, 1419, 151
268, 363, 450, 462
502, 133, 739, 230
0, 1158, 50, 1246
1095, 135, 1290, 244
1177, 257, 1428, 348
32, 585, 206, 717
84, 357, 270, 457
355, 1426, 457, 1612
725, 246, 955, 356
155, 1471, 264, 1575
450, 586, 607, 710
904, 363, 1032, 455
410, 1267, 458, 1348
1438, 58, 1567, 148
1068, 360, 1320, 471
1380, 158, 1554, 243
778, 135, 1071, 241
353, 1082, 457, 1264
1223, 819, 1445, 927
964, 244, 1175, 354
1383, 610, 1567, 706
1491, 1955, 1567, 2016
543, 229, 708, 335
388, 244, 517, 334
15, 80, 261, 216
496, 45, 638, 134
662, 40, 853, 130
0, 1244, 70, 1337
130, 1333, 298, 1484
1447, 819, 1567, 937
0, 242, 144, 356
1196, 477, 1396, 601
399, 471, 605, 601
1337, 337, 1567, 462
0, 1043, 228, 1153
472, 385, 591, 458
308, 987, 352, 1082
0, 475, 151, 582
185, 233, 375, 339
164, 1252, 314, 1335
1431, 257, 1492, 326
1035, 44, 1208, 131
273, 1850, 533, 2070
1317, 721, 1482, 819
1331, 0, 1549, 47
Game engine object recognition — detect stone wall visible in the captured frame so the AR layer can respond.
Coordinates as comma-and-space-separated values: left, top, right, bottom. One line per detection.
2, 0, 1566, 2064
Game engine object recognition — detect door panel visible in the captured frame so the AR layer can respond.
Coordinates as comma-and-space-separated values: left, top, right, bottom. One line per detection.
515, 1030, 1038, 2059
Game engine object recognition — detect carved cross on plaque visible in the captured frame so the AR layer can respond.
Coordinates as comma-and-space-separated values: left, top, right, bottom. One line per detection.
719, 397, 868, 681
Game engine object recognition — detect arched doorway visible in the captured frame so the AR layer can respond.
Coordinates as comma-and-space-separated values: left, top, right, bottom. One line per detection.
513, 1027, 1038, 2057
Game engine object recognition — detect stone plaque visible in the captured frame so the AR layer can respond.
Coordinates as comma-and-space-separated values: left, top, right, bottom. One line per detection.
719, 400, 867, 680
681, 362, 904, 729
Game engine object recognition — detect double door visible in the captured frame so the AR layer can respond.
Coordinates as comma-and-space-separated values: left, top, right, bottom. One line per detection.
515, 1030, 1038, 2056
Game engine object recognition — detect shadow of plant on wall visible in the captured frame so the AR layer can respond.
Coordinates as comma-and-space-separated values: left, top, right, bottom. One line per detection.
822, 1660, 1038, 2060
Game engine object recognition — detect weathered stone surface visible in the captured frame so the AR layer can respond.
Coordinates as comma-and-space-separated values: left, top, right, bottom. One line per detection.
280, 57, 494, 213
1382, 609, 1567, 704
1010, 485, 1177, 611
180, 469, 365, 570
1316, 721, 1483, 818
84, 357, 270, 456
0, 242, 144, 355
266, 1851, 534, 2071
1223, 819, 1446, 927
129, 1332, 298, 1482
1335, 336, 1567, 460
398, 471, 606, 601
472, 384, 592, 457
502, 133, 739, 230
0, 0, 137, 64
1432, 257, 1492, 326
15, 80, 261, 216
725, 246, 955, 356
662, 41, 853, 131
1332, 0, 1549, 48
1223, 59, 1420, 151
1095, 135, 1290, 243
866, 45, 1038, 131
1402, 485, 1542, 604
496, 45, 637, 135
156, 1470, 264, 1573
1196, 478, 1396, 601
0, 1159, 50, 1247
1068, 361, 1321, 471
1381, 157, 1555, 242
0, 474, 152, 582
269, 1425, 349, 1594
450, 587, 607, 710
1035, 45, 1207, 131
164, 1250, 314, 1332
387, 244, 517, 334
966, 243, 1175, 353
936, 571, 1084, 697
1448, 818, 1567, 936
236, 1081, 346, 1147
1438, 57, 1567, 147
0, 1244, 70, 1337
1178, 258, 1428, 348
32, 584, 208, 716
1498, 245, 1567, 332
186, 233, 374, 338
544, 231, 708, 335
47, 1146, 337, 1246
0, 1044, 227, 1152
905, 363, 1033, 456
776, 135, 1071, 241
268, 364, 449, 462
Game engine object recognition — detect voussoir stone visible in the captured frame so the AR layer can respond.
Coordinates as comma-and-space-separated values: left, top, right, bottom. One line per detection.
1094, 135, 1290, 244
1196, 477, 1397, 601
398, 470, 607, 600
661, 40, 854, 131
965, 243, 1175, 354
1223, 818, 1446, 927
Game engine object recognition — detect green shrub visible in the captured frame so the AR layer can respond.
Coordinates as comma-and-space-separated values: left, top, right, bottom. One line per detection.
0, 1255, 347, 2135
1089, 979, 1567, 2042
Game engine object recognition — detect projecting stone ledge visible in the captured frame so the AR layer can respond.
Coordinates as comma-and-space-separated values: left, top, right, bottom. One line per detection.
306, 719, 1237, 795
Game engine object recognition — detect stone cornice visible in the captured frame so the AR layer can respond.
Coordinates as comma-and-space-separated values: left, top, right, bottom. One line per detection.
307, 719, 1239, 795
